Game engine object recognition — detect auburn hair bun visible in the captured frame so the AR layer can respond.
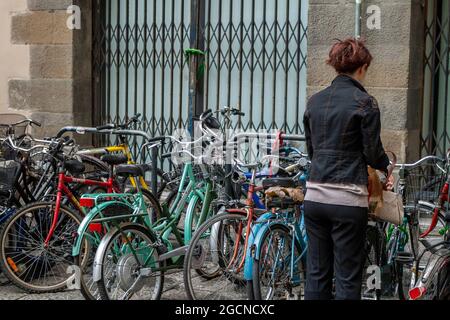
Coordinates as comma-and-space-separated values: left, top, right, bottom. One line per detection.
326, 38, 373, 74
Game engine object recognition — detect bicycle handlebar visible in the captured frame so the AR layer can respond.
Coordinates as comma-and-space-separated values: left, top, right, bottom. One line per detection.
0, 118, 41, 128
219, 106, 245, 117
395, 155, 445, 169
4, 136, 48, 154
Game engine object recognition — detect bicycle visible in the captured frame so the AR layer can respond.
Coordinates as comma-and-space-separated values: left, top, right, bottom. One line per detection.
72, 134, 197, 300
73, 107, 245, 300
57, 114, 169, 198
381, 155, 447, 299
248, 160, 309, 300
0, 135, 161, 293
90, 148, 223, 300
408, 149, 450, 300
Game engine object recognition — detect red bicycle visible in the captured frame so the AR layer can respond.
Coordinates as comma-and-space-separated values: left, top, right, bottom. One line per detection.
0, 137, 159, 293
408, 149, 450, 300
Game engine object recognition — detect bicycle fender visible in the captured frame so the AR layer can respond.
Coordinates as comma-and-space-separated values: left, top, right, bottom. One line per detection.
92, 222, 128, 283
244, 212, 275, 280
414, 248, 450, 299
72, 201, 134, 257
252, 222, 291, 259
92, 222, 157, 283
184, 194, 201, 243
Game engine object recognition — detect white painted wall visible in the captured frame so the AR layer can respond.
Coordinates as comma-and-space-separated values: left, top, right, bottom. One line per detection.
0, 0, 29, 114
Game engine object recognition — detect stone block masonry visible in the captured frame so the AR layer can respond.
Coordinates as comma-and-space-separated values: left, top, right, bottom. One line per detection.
307, 0, 425, 162
8, 0, 92, 145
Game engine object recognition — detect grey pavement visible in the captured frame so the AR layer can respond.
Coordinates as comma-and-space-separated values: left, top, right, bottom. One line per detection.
0, 272, 187, 300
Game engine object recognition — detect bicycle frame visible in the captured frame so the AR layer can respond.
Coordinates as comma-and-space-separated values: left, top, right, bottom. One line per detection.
73, 191, 153, 257
75, 161, 206, 268
225, 168, 263, 273
44, 172, 117, 246
244, 208, 307, 286
78, 143, 150, 191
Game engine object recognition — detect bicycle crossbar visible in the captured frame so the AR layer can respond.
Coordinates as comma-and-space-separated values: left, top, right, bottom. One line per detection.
157, 245, 188, 262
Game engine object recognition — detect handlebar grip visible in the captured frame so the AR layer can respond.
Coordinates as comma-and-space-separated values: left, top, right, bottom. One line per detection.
129, 113, 142, 123
96, 124, 116, 131
161, 153, 172, 159
200, 109, 213, 121
30, 120, 42, 127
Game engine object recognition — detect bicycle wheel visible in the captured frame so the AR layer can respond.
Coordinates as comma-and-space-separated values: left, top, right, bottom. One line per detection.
183, 212, 249, 300
0, 202, 83, 292
78, 154, 109, 177
362, 223, 386, 300
396, 204, 446, 300
75, 203, 134, 300
185, 197, 224, 280
95, 223, 164, 300
252, 224, 305, 300
77, 190, 162, 300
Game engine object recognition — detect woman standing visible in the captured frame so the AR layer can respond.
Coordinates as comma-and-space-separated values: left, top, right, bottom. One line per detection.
303, 38, 390, 300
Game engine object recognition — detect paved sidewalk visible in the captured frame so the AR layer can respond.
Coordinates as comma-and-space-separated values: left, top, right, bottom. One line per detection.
0, 272, 187, 300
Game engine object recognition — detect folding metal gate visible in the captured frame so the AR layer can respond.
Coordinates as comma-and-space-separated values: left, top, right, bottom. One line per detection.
422, 0, 450, 156
92, 0, 308, 158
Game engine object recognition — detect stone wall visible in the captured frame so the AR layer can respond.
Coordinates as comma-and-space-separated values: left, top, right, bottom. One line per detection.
8, 0, 92, 143
0, 0, 29, 114
307, 0, 425, 162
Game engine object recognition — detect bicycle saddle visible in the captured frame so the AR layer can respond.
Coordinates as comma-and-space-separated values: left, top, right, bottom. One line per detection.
199, 109, 221, 130
262, 177, 299, 189
115, 164, 151, 177
100, 154, 128, 166
64, 159, 86, 175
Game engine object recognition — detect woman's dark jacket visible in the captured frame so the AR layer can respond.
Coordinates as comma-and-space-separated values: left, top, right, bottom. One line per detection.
303, 74, 390, 185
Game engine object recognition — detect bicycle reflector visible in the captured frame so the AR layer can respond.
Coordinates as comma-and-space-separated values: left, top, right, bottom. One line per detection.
409, 287, 426, 300
80, 197, 95, 208
89, 223, 102, 234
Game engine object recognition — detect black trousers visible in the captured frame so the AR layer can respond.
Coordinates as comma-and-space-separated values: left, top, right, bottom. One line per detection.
303, 201, 368, 300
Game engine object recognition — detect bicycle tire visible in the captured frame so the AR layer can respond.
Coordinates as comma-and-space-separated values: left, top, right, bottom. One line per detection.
362, 223, 386, 300
0, 201, 83, 293
76, 188, 162, 300
396, 204, 445, 300
183, 212, 249, 300
95, 223, 165, 300
74, 202, 134, 300
252, 224, 305, 300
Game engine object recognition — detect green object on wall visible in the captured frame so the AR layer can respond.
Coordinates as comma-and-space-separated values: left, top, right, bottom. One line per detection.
184, 48, 206, 80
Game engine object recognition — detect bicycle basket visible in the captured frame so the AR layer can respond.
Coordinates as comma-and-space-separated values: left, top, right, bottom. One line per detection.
403, 161, 446, 205
0, 114, 29, 138
0, 160, 21, 194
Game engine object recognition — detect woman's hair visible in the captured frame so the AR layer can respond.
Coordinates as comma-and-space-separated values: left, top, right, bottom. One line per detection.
326, 38, 373, 74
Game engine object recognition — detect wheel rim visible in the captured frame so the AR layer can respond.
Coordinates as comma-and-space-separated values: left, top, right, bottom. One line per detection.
185, 214, 248, 300
100, 227, 162, 300
1, 203, 81, 291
